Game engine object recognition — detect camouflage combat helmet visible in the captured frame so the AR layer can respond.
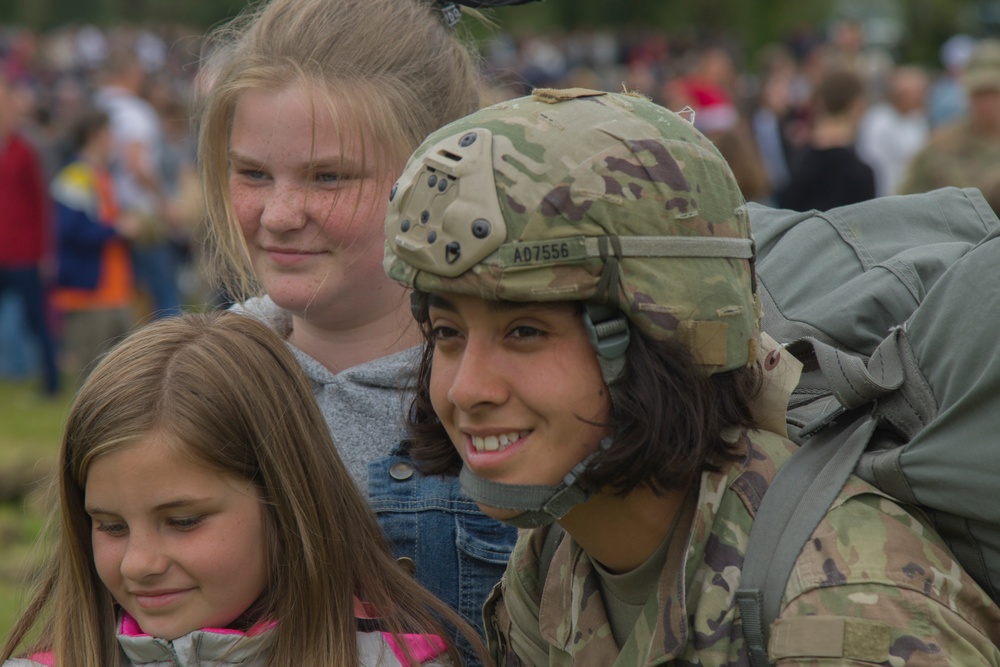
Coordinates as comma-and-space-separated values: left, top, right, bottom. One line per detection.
384, 87, 758, 376
383, 88, 758, 527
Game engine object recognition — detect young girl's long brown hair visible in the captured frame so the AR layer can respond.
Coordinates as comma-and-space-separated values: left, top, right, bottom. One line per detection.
1, 311, 487, 665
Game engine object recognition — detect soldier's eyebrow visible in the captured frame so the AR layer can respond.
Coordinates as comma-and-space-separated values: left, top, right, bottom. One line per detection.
426, 293, 457, 312
487, 300, 545, 313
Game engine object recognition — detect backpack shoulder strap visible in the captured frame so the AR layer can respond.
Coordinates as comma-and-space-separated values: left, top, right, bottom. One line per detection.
537, 523, 565, 588
736, 414, 877, 667
787, 335, 905, 413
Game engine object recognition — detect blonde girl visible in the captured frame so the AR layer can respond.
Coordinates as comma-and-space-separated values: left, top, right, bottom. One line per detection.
1, 311, 486, 666
197, 0, 533, 654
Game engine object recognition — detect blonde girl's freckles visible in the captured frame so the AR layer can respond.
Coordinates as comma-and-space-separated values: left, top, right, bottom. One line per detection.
227, 84, 405, 328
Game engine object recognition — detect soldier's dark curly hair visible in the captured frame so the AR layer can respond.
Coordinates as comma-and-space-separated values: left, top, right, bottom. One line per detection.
404, 292, 762, 496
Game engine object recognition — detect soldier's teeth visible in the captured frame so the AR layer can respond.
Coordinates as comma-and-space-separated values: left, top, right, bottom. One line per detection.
471, 431, 528, 452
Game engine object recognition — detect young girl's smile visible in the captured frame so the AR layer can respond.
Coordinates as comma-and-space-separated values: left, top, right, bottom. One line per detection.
427, 293, 611, 519
85, 432, 268, 640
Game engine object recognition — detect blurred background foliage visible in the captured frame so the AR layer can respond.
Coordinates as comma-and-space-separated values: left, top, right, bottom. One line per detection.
3, 0, 1000, 66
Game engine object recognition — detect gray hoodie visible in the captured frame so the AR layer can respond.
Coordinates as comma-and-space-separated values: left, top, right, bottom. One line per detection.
234, 296, 419, 489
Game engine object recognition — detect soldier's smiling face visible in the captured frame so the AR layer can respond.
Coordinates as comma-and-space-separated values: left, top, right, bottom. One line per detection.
426, 292, 611, 521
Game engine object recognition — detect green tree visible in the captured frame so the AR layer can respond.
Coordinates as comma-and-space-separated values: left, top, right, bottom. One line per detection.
490, 0, 836, 58
0, 0, 994, 68
110, 0, 246, 28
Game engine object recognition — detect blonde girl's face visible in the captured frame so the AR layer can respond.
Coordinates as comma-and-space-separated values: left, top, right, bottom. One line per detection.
228, 84, 404, 328
86, 433, 268, 639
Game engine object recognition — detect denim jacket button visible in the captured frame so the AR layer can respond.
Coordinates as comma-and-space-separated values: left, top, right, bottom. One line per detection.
390, 461, 415, 481
396, 556, 417, 577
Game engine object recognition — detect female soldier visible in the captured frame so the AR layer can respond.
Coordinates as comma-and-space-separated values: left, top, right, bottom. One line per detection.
383, 88, 1000, 665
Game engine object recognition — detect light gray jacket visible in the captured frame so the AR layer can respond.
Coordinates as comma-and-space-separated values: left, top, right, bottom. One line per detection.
4, 614, 447, 666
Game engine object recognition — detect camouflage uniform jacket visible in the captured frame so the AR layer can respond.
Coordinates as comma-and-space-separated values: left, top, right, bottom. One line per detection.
899, 119, 1000, 214
484, 429, 1000, 666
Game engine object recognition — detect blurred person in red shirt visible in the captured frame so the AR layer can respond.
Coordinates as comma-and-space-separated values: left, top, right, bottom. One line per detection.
0, 68, 60, 396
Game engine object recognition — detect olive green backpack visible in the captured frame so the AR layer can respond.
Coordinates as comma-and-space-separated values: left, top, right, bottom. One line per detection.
737, 187, 1000, 666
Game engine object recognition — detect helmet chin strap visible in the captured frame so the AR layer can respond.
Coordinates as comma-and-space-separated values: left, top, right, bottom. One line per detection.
458, 435, 614, 528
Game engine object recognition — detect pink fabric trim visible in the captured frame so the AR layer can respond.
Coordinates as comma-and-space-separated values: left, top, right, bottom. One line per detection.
120, 614, 150, 637
383, 633, 447, 664
119, 613, 276, 638
27, 652, 54, 666
354, 597, 446, 663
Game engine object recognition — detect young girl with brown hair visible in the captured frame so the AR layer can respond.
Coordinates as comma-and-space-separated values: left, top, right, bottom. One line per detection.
1, 311, 486, 666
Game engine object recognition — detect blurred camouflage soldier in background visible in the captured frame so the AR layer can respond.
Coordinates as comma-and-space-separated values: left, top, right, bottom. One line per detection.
900, 39, 1000, 213
384, 89, 1000, 665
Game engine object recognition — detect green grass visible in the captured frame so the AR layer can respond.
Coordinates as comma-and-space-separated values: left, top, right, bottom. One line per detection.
0, 379, 72, 646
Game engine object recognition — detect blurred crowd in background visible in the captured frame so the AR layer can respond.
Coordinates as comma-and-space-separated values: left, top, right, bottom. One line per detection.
0, 16, 995, 394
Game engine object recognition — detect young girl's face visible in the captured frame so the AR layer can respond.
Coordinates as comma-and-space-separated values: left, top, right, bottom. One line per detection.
228, 83, 403, 327
427, 293, 611, 521
85, 432, 268, 639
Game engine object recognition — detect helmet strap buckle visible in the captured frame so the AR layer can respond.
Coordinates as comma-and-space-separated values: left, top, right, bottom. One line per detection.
583, 304, 630, 359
